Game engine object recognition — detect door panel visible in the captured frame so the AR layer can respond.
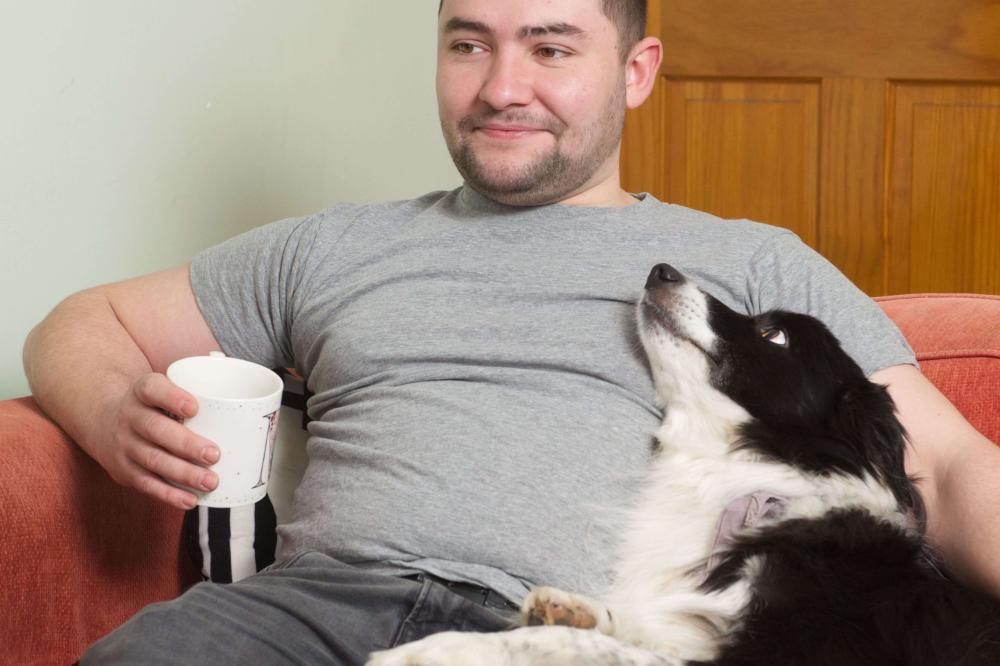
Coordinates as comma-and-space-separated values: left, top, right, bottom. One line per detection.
658, 0, 1000, 80
664, 79, 820, 246
622, 0, 1000, 295
888, 83, 1000, 293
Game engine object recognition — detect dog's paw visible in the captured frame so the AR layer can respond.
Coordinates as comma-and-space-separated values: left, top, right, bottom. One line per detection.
521, 587, 612, 633
366, 632, 508, 666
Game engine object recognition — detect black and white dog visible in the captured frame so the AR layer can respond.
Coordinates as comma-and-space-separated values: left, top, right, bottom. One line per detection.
370, 264, 1000, 666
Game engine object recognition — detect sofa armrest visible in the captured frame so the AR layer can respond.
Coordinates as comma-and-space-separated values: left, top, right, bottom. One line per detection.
878, 293, 1000, 444
0, 397, 199, 665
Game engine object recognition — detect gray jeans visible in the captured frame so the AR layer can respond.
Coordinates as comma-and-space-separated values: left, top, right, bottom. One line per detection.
82, 551, 518, 665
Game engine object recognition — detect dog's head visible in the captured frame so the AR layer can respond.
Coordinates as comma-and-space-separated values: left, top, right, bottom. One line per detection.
638, 263, 916, 511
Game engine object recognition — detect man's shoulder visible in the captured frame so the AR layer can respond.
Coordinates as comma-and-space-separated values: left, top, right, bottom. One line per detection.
655, 200, 779, 231
306, 189, 455, 229
643, 199, 798, 246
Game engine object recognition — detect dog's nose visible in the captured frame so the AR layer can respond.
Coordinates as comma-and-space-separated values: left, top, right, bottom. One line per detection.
646, 263, 684, 288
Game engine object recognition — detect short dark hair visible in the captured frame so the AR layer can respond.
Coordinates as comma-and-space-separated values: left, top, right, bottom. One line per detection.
602, 0, 648, 59
437, 0, 647, 60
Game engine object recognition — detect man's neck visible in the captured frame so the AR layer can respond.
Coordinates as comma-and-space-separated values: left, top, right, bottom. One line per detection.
559, 187, 640, 208
555, 170, 640, 208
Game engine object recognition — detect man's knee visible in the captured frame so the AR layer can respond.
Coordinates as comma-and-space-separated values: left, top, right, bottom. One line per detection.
82, 596, 201, 664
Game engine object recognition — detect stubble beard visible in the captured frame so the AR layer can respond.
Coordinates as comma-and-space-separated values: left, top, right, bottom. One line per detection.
444, 83, 626, 207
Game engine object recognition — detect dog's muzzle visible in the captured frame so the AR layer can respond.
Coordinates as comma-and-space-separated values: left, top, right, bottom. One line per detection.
645, 263, 685, 289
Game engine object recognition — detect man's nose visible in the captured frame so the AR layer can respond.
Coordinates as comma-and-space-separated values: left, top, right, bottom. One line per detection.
478, 53, 534, 109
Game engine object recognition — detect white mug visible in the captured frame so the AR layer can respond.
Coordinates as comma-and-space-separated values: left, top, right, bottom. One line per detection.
166, 352, 283, 507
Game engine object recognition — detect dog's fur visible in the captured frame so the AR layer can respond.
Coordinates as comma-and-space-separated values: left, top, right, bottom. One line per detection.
369, 264, 1000, 666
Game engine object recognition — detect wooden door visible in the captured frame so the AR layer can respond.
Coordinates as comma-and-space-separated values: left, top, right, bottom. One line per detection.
622, 0, 1000, 295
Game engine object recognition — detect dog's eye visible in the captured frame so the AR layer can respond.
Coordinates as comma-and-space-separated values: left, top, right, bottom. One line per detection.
760, 327, 788, 346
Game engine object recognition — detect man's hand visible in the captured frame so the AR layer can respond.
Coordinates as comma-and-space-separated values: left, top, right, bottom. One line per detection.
97, 373, 220, 510
24, 265, 226, 510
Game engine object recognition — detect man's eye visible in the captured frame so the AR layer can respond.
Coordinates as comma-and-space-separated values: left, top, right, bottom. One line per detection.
537, 46, 569, 59
760, 327, 788, 347
453, 42, 484, 55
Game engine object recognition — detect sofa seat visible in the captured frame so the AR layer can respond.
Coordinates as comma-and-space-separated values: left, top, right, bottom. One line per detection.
1, 292, 998, 664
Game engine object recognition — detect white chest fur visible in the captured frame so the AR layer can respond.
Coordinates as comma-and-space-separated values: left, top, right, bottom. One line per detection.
602, 416, 904, 658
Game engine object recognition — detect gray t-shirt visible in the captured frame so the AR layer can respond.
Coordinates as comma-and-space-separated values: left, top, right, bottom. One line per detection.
190, 186, 914, 602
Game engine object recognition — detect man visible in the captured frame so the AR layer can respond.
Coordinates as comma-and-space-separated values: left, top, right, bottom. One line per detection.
23, 0, 1000, 663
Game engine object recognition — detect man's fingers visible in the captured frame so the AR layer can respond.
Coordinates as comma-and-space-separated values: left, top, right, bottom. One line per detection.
125, 405, 221, 493
132, 372, 197, 418
131, 405, 220, 465
93, 372, 218, 511
128, 439, 218, 492
129, 374, 220, 464
121, 457, 201, 510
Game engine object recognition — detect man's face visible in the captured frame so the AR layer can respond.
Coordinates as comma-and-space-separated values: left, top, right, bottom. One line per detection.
437, 0, 627, 206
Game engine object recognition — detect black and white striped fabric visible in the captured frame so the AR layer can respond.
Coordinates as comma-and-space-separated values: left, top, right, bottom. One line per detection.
182, 494, 277, 583
180, 369, 307, 584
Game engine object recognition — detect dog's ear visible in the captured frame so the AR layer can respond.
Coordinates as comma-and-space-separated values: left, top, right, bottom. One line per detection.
831, 380, 916, 512
734, 378, 915, 516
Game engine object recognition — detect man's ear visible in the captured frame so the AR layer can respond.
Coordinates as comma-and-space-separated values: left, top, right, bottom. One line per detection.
625, 36, 663, 110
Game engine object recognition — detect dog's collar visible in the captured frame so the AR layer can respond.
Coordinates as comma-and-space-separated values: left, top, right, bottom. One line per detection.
702, 491, 791, 583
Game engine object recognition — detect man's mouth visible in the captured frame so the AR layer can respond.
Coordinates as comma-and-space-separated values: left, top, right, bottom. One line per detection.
476, 125, 547, 140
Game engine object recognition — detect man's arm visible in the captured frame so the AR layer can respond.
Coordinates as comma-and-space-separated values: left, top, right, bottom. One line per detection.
23, 265, 224, 509
873, 364, 1000, 597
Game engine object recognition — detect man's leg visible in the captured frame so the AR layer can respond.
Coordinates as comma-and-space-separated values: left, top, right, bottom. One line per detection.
82, 551, 517, 665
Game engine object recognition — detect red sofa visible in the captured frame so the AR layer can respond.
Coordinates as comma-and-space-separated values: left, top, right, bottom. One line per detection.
2, 293, 998, 665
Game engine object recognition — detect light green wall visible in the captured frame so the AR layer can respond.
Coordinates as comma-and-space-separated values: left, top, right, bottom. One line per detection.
1, 1, 460, 398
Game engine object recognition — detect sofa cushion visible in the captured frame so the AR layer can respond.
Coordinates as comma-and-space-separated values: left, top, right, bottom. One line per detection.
878, 293, 1000, 444
0, 397, 199, 664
